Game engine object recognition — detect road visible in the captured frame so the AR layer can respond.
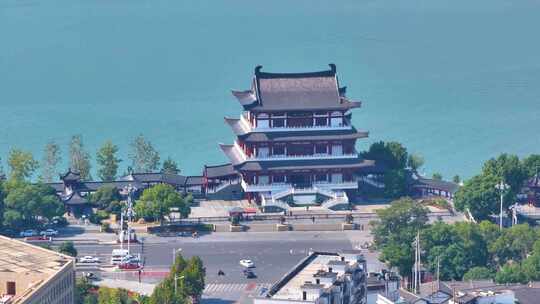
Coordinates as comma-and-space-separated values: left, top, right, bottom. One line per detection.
75, 230, 383, 285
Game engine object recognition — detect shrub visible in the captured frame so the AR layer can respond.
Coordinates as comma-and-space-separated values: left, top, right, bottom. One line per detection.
101, 222, 111, 233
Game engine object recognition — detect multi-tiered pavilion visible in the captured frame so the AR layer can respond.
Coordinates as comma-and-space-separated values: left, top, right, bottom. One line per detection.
220, 64, 377, 210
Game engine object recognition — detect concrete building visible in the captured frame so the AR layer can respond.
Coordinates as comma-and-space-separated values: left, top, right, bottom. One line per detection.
254, 250, 368, 304
375, 280, 540, 304
0, 236, 75, 304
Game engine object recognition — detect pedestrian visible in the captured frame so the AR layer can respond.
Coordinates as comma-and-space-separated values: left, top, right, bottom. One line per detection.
312, 216, 315, 223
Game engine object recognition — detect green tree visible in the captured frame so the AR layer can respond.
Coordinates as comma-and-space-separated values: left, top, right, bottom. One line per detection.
3, 181, 64, 229
372, 198, 428, 278
96, 141, 121, 181
482, 154, 528, 192
162, 157, 180, 175
432, 172, 443, 181
454, 174, 499, 221
149, 253, 204, 304
495, 263, 527, 284
8, 149, 39, 181
463, 267, 495, 281
89, 185, 121, 209
59, 241, 78, 257
407, 154, 424, 172
489, 224, 538, 265
383, 169, 408, 198
75, 278, 94, 304
2, 209, 24, 231
134, 184, 190, 224
41, 140, 62, 183
452, 175, 461, 184
70, 135, 92, 180
362, 141, 408, 170
522, 154, 540, 178
129, 134, 160, 173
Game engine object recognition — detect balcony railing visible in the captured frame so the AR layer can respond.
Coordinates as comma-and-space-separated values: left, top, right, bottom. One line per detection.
241, 180, 358, 193
249, 153, 358, 162
240, 114, 352, 132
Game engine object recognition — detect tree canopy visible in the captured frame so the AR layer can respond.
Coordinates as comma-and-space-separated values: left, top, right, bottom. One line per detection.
162, 157, 180, 175
96, 141, 121, 182
8, 149, 39, 181
129, 134, 160, 173
41, 140, 61, 183
149, 254, 205, 304
371, 198, 428, 278
70, 135, 92, 180
134, 184, 191, 224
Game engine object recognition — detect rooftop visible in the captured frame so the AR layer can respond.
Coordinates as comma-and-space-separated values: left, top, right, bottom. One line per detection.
233, 65, 361, 112
0, 236, 72, 276
0, 236, 74, 302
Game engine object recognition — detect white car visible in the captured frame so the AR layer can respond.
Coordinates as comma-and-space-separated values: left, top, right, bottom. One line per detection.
239, 259, 255, 268
20, 230, 38, 237
79, 256, 100, 263
121, 254, 141, 264
40, 229, 58, 236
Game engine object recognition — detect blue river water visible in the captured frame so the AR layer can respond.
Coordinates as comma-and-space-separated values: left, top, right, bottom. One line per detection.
1, 0, 539, 179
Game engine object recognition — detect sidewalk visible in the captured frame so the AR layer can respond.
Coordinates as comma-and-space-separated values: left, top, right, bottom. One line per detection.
94, 278, 156, 295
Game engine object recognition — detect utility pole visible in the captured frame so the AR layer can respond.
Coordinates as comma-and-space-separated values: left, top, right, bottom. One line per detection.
413, 231, 421, 294
126, 184, 135, 254
496, 180, 509, 230
174, 275, 185, 296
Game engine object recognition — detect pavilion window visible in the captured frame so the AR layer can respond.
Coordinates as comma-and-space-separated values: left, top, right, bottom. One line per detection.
343, 142, 354, 154
288, 143, 313, 156
331, 144, 343, 156
331, 173, 343, 183
330, 111, 343, 127
257, 113, 270, 128
315, 143, 328, 154
257, 146, 270, 158
258, 175, 269, 185
315, 117, 328, 126
315, 173, 328, 182
287, 111, 313, 128
273, 144, 286, 156
273, 174, 285, 183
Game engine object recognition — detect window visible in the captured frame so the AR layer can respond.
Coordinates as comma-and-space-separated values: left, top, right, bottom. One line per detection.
331, 173, 342, 183
273, 118, 285, 127
257, 119, 269, 128
258, 175, 269, 185
331, 145, 342, 156
7, 281, 16, 295
273, 175, 285, 183
258, 147, 269, 157
273, 145, 285, 156
315, 117, 327, 126
315, 143, 327, 154
315, 173, 328, 182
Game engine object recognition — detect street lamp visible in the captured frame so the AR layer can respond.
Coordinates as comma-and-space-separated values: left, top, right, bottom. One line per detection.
173, 248, 182, 264
495, 181, 509, 230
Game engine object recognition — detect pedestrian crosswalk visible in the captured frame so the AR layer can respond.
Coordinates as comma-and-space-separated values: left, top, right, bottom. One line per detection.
203, 283, 272, 294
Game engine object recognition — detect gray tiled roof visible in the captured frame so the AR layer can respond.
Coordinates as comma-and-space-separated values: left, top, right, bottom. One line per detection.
233, 65, 361, 112
204, 163, 238, 178
62, 192, 89, 205
413, 177, 459, 194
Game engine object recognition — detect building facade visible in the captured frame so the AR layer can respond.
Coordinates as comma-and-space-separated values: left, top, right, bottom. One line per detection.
0, 236, 75, 304
221, 64, 378, 210
254, 250, 368, 304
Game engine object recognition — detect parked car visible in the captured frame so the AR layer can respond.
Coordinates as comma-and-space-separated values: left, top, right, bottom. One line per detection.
243, 269, 256, 279
20, 230, 38, 237
79, 256, 100, 263
239, 259, 255, 268
40, 229, 58, 236
121, 254, 140, 264
118, 262, 140, 270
